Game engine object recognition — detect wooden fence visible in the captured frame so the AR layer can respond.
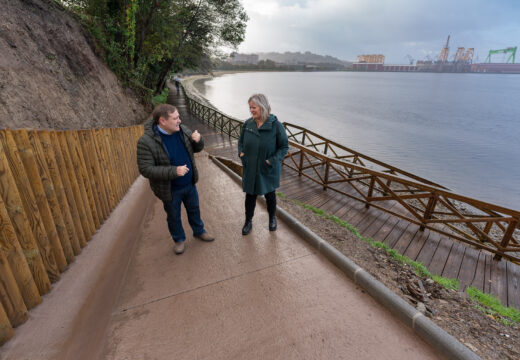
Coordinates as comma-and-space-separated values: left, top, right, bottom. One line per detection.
0, 125, 143, 345
184, 90, 520, 264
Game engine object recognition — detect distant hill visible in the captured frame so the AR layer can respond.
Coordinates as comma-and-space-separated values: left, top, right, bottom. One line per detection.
258, 51, 351, 66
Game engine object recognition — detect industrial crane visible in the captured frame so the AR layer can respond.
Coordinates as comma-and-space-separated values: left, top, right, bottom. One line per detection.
438, 35, 450, 63
485, 47, 517, 63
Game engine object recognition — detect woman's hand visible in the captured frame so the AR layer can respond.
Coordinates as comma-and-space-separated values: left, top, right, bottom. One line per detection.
240, 152, 244, 157
266, 159, 271, 165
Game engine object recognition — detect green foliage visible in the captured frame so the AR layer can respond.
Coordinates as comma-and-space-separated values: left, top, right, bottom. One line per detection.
60, 0, 248, 101
276, 191, 520, 324
152, 87, 169, 106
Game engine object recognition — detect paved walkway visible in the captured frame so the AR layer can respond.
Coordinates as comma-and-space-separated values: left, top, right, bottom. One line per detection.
0, 105, 444, 359
101, 154, 441, 359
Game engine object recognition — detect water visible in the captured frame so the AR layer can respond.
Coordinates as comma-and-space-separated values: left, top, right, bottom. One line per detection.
195, 71, 520, 210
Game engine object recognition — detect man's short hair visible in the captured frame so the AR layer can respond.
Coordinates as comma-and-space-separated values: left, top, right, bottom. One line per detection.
152, 104, 178, 125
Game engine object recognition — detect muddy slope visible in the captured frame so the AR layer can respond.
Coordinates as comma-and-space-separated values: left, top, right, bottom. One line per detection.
0, 0, 146, 130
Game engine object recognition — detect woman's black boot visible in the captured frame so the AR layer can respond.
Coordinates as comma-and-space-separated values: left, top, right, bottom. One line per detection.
269, 216, 277, 231
242, 219, 253, 235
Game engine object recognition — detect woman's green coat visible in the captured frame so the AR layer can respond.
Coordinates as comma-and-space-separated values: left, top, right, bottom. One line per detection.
238, 114, 289, 195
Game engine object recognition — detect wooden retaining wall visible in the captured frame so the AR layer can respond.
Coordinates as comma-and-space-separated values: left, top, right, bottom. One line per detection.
0, 125, 143, 345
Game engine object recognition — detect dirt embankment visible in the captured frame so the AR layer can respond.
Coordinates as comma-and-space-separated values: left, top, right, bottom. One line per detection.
0, 0, 147, 130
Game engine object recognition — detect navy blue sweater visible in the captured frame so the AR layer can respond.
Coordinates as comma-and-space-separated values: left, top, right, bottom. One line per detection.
159, 129, 193, 189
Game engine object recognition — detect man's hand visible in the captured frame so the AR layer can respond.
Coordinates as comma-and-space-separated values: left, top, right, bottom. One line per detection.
191, 130, 201, 143
176, 165, 189, 176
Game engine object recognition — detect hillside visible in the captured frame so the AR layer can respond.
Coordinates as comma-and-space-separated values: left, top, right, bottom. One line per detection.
0, 0, 146, 130
258, 51, 351, 66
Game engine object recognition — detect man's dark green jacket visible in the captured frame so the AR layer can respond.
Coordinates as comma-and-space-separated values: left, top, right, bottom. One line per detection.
238, 114, 289, 195
137, 119, 204, 202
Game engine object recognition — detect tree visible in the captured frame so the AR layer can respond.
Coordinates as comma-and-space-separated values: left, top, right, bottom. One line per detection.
61, 0, 248, 98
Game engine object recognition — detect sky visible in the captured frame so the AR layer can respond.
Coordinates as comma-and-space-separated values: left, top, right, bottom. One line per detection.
236, 0, 520, 64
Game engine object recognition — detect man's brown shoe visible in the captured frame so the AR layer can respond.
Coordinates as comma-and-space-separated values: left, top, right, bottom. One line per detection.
174, 241, 185, 255
196, 232, 215, 242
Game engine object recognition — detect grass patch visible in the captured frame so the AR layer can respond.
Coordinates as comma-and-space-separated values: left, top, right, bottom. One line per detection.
466, 286, 520, 324
277, 192, 520, 324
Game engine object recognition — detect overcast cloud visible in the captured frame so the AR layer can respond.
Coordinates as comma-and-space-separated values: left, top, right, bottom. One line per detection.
237, 0, 520, 63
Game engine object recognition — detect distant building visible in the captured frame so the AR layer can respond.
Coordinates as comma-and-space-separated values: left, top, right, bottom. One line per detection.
356, 54, 385, 64
229, 52, 259, 65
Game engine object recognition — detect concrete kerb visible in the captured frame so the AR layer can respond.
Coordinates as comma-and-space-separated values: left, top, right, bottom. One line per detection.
210, 155, 481, 360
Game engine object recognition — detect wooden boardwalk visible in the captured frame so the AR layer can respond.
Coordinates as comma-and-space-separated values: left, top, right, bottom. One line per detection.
168, 85, 520, 309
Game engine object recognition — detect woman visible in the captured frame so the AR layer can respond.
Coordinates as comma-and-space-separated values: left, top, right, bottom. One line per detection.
238, 94, 289, 235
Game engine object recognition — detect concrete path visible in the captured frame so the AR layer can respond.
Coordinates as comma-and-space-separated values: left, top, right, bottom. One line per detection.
102, 153, 441, 359
0, 152, 443, 359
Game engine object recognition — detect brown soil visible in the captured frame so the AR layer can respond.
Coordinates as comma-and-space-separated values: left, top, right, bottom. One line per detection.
277, 196, 520, 360
0, 0, 147, 130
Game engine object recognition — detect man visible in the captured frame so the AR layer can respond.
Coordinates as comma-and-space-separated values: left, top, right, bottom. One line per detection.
137, 104, 214, 254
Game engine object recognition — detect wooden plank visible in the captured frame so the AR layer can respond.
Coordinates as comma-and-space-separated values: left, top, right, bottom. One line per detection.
489, 258, 508, 306
506, 261, 520, 309
367, 213, 400, 242
415, 230, 442, 269
392, 223, 420, 255
403, 229, 430, 261
441, 242, 465, 280
483, 254, 492, 293
470, 251, 487, 292
457, 247, 481, 292
426, 236, 453, 276
382, 220, 412, 248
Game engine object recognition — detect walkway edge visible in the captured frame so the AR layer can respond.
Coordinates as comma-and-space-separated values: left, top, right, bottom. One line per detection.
210, 155, 481, 360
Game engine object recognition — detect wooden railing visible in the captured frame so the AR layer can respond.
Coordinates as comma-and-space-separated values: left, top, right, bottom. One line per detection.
0, 126, 143, 345
183, 89, 520, 264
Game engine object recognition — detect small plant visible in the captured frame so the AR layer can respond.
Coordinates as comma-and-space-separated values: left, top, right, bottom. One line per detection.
152, 87, 169, 106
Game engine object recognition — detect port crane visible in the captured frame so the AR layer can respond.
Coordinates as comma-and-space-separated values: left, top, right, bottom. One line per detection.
438, 35, 450, 63
485, 47, 517, 63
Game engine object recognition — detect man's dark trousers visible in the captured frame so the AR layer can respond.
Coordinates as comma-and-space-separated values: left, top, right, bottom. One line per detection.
163, 183, 205, 243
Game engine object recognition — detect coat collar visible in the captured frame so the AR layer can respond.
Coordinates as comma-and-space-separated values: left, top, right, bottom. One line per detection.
246, 114, 277, 132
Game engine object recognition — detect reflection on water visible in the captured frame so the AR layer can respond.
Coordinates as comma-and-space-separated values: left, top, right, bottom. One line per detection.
197, 72, 520, 210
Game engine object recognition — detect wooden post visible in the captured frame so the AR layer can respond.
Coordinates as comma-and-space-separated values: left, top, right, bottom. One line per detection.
12, 130, 67, 272
494, 220, 519, 261
79, 130, 109, 221
0, 130, 58, 287
0, 302, 13, 346
323, 160, 330, 191
102, 129, 123, 203
0, 194, 41, 310
0, 248, 28, 326
48, 131, 87, 248
66, 131, 100, 230
0, 143, 51, 297
27, 130, 75, 263
56, 131, 93, 243
36, 131, 80, 256
93, 129, 116, 210
365, 176, 375, 209
421, 195, 438, 231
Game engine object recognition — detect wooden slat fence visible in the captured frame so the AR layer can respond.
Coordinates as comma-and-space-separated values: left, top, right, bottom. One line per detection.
183, 90, 520, 264
0, 125, 143, 345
